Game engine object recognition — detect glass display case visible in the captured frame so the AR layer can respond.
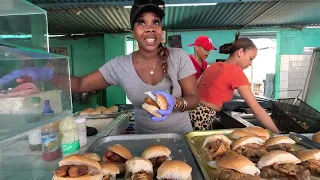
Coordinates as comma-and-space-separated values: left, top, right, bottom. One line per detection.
0, 43, 72, 143
0, 0, 48, 51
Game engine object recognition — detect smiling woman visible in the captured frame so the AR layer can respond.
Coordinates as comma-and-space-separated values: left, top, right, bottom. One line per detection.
0, 0, 200, 135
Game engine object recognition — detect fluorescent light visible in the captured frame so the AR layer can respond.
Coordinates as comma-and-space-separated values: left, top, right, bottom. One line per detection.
305, 26, 320, 28
166, 3, 217, 7
124, 3, 217, 8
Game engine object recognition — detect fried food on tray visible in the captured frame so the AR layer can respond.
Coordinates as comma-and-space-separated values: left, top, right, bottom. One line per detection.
215, 152, 261, 180
243, 126, 270, 140
232, 136, 267, 163
202, 134, 232, 168
80, 108, 94, 115
156, 160, 192, 180
103, 144, 132, 173
125, 157, 153, 180
141, 145, 171, 169
257, 150, 310, 180
295, 149, 320, 176
101, 162, 120, 180
312, 131, 320, 144
229, 129, 255, 140
264, 136, 296, 152
84, 153, 102, 162
53, 154, 102, 179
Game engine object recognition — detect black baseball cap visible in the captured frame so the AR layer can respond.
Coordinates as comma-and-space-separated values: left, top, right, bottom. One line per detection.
130, 0, 165, 30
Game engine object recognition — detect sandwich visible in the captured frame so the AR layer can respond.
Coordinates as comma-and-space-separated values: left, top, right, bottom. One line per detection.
84, 153, 102, 162
244, 126, 270, 140
80, 108, 93, 116
124, 157, 153, 180
141, 145, 171, 169
295, 149, 320, 176
202, 134, 232, 168
312, 131, 320, 144
103, 144, 132, 173
215, 152, 261, 180
142, 91, 167, 117
101, 163, 120, 180
156, 160, 192, 180
258, 150, 311, 180
232, 136, 267, 163
229, 129, 255, 140
264, 136, 296, 152
53, 154, 102, 179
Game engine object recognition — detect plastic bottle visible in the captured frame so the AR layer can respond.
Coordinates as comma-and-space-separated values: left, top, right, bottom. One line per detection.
28, 128, 42, 151
76, 117, 87, 147
43, 100, 55, 114
27, 97, 42, 151
60, 116, 80, 157
41, 121, 61, 161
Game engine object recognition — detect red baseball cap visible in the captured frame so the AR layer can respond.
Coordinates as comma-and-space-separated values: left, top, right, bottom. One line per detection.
188, 36, 217, 51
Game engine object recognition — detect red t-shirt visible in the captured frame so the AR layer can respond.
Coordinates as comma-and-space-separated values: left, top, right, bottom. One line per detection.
189, 55, 208, 79
199, 62, 249, 108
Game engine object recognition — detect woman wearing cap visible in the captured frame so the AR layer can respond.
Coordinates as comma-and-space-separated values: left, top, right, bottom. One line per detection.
189, 33, 280, 134
188, 36, 217, 85
0, 0, 199, 134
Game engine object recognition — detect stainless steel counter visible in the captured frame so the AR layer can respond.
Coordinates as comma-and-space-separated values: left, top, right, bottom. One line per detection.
0, 113, 130, 180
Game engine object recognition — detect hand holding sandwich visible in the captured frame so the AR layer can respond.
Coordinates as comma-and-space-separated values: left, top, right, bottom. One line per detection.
142, 90, 176, 122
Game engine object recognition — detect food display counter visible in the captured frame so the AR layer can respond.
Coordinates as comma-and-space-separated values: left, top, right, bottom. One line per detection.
0, 113, 131, 179
1, 113, 319, 179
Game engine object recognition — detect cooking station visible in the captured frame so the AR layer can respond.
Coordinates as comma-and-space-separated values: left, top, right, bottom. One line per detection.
217, 94, 274, 129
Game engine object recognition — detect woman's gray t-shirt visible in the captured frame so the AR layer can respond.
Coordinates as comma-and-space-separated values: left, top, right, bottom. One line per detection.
99, 48, 196, 134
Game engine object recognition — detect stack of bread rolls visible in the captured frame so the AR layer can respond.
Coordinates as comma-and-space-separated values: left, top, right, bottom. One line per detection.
79, 106, 118, 116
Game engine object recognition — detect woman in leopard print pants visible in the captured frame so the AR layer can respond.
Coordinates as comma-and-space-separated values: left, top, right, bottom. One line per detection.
189, 33, 280, 134
189, 103, 217, 130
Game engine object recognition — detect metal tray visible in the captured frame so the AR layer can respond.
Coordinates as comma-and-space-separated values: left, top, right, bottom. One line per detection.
86, 133, 205, 180
74, 111, 122, 119
184, 129, 312, 180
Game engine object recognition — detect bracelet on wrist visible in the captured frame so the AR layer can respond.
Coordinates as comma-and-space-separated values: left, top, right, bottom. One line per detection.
174, 97, 188, 112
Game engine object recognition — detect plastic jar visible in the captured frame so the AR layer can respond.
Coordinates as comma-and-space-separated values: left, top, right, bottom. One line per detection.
76, 117, 87, 147
59, 116, 80, 157
41, 121, 61, 161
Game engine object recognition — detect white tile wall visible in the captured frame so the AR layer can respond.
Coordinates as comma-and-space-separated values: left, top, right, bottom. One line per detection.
280, 72, 288, 81
279, 54, 312, 98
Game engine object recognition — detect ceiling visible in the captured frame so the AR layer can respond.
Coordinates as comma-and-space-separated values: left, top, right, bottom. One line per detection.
26, 0, 320, 35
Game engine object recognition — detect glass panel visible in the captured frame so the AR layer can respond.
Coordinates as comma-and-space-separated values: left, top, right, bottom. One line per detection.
0, 44, 72, 143
0, 0, 48, 51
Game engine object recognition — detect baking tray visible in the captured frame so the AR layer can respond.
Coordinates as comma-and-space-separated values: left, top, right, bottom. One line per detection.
184, 129, 314, 180
86, 133, 205, 179
74, 111, 122, 119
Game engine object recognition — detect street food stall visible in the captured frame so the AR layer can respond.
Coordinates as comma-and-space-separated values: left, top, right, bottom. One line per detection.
0, 0, 320, 180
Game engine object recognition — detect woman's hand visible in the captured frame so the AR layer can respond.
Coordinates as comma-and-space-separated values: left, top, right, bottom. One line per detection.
0, 67, 53, 88
237, 85, 280, 134
149, 90, 176, 122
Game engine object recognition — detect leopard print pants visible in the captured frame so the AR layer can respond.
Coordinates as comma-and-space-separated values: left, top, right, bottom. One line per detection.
189, 103, 217, 131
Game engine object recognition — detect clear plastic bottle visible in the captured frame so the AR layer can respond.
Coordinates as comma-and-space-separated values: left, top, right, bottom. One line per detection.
41, 121, 61, 161
27, 97, 42, 151
28, 128, 42, 151
76, 117, 87, 147
60, 116, 80, 157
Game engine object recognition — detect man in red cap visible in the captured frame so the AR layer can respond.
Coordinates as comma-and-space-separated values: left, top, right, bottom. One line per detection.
188, 36, 216, 84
